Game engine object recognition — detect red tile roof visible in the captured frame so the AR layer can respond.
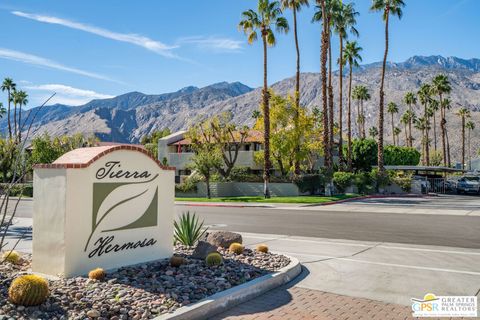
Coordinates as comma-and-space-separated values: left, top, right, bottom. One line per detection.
171, 130, 263, 146
33, 144, 175, 170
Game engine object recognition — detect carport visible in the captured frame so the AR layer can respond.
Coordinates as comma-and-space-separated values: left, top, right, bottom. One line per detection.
384, 165, 464, 193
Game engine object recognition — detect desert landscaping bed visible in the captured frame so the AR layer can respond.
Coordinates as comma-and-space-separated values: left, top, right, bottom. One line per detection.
0, 246, 290, 320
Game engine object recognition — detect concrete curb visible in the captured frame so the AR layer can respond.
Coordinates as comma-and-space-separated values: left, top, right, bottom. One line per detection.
154, 256, 301, 320
304, 193, 435, 207
175, 202, 274, 208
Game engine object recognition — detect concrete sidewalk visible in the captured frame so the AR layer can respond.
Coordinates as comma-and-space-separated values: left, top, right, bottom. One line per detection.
242, 232, 480, 307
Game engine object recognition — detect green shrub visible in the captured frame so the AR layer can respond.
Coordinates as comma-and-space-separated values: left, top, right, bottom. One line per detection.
8, 275, 49, 306
173, 211, 208, 246
353, 172, 374, 195
370, 169, 391, 189
293, 174, 325, 195
384, 145, 421, 166
333, 172, 354, 193
349, 139, 378, 172
0, 183, 33, 197
175, 179, 198, 193
229, 167, 262, 182
205, 252, 223, 267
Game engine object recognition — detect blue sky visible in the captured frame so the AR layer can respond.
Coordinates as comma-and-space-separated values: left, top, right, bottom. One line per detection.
0, 0, 478, 107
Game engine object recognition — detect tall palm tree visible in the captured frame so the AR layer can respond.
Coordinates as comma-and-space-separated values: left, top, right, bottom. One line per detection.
370, 0, 405, 173
415, 117, 430, 165
400, 112, 409, 146
442, 97, 452, 166
393, 127, 401, 146
312, 0, 340, 168
387, 102, 398, 146
418, 84, 432, 166
13, 90, 28, 142
432, 74, 451, 166
343, 40, 362, 170
352, 85, 364, 137
457, 107, 470, 170
466, 120, 475, 171
281, 0, 309, 175
1, 78, 16, 139
403, 91, 416, 147
429, 98, 439, 151
314, 0, 331, 174
239, 0, 289, 198
331, 1, 359, 168
358, 86, 371, 138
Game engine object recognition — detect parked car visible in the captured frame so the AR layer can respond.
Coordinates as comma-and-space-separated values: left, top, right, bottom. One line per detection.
456, 176, 480, 194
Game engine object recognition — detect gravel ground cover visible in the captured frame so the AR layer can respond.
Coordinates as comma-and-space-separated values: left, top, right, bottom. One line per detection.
0, 246, 290, 319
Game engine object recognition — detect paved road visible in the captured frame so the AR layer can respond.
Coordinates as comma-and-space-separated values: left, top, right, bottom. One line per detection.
9, 195, 480, 248
179, 197, 480, 249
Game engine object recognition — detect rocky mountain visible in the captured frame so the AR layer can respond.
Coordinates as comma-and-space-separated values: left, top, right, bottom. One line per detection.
2, 55, 479, 163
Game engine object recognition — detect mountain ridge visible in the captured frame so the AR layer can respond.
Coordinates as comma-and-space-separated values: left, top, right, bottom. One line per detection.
1, 55, 479, 163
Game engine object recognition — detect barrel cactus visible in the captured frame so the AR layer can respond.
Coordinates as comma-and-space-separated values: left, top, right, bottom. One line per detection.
229, 242, 244, 255
256, 244, 269, 253
8, 275, 49, 306
88, 268, 106, 281
205, 252, 222, 267
2, 250, 20, 264
170, 255, 186, 268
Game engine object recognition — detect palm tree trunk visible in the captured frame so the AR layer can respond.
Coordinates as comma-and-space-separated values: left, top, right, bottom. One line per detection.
293, 6, 301, 175
13, 102, 17, 138
404, 122, 408, 146
356, 100, 361, 138
424, 105, 430, 166
461, 116, 465, 170
327, 26, 334, 170
408, 103, 413, 147
378, 11, 389, 174
391, 113, 395, 146
7, 89, 11, 139
446, 127, 451, 167
468, 128, 471, 171
433, 111, 437, 151
347, 65, 353, 171
440, 95, 447, 166
18, 106, 22, 143
320, 0, 329, 173
338, 35, 344, 168
262, 36, 271, 198
361, 100, 366, 139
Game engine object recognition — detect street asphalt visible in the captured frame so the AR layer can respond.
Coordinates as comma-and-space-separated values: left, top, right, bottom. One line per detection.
180, 195, 480, 249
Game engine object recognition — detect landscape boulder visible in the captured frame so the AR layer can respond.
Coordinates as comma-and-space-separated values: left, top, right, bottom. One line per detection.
191, 241, 218, 259
207, 231, 243, 248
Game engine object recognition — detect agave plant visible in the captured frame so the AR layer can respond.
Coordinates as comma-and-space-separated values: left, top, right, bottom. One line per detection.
173, 211, 208, 246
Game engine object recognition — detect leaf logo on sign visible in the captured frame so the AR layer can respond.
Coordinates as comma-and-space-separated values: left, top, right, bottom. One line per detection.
84, 174, 159, 252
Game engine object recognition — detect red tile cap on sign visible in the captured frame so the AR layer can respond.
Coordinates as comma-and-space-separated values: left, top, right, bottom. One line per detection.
32, 144, 175, 171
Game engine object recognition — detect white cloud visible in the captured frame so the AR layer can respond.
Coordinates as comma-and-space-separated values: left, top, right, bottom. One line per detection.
0, 48, 116, 82
26, 84, 114, 106
12, 11, 179, 58
177, 36, 243, 52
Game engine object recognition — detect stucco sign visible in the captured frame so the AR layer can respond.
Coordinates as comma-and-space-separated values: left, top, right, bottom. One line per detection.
33, 145, 175, 277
